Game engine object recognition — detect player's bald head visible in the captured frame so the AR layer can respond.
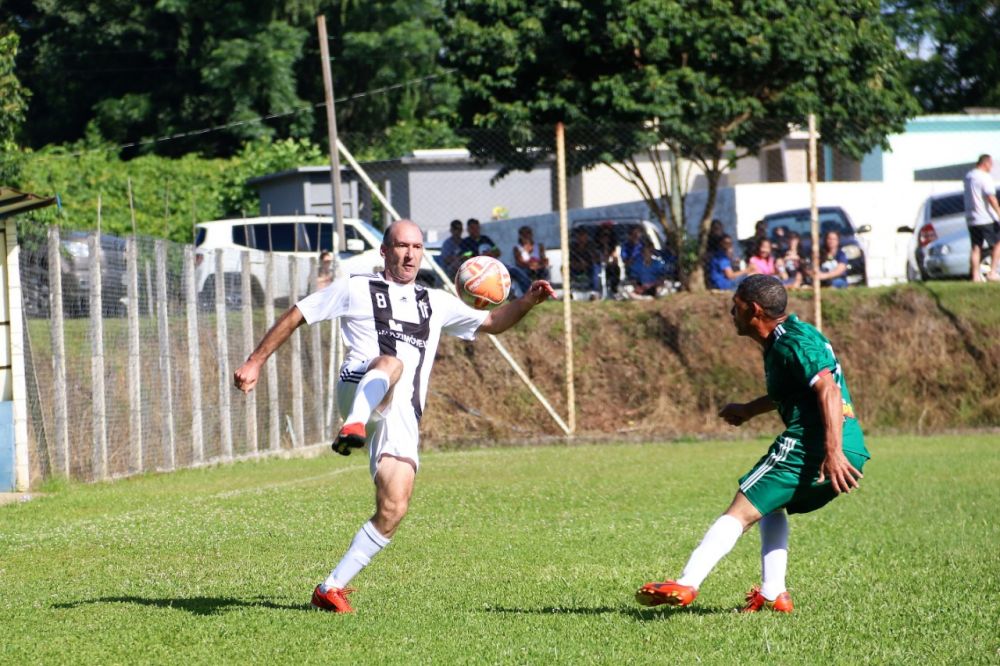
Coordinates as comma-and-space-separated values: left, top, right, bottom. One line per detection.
736, 275, 787, 319
384, 219, 422, 245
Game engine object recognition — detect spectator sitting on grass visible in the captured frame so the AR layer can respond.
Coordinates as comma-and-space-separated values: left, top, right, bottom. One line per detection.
778, 231, 803, 288
438, 218, 465, 279
748, 239, 778, 277
707, 234, 757, 291
628, 242, 671, 299
620, 225, 645, 282
770, 225, 790, 256
459, 218, 501, 260
569, 226, 599, 292
513, 225, 549, 281
741, 219, 768, 262
806, 230, 849, 289
594, 222, 622, 296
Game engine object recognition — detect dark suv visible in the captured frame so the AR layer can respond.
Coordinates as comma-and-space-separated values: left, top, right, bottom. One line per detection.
758, 207, 871, 287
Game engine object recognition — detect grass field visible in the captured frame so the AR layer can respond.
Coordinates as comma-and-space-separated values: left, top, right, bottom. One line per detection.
2, 434, 997, 664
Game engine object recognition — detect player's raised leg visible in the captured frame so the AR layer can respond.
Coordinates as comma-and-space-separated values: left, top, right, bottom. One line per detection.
313, 456, 415, 613
636, 492, 760, 607
333, 356, 403, 455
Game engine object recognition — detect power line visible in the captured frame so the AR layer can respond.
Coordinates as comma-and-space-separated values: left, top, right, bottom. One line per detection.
34, 70, 456, 158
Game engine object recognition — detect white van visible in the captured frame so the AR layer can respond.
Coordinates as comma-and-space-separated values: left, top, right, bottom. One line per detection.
193, 216, 439, 309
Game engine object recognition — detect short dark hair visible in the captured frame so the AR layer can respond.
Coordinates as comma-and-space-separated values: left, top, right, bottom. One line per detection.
977, 154, 992, 166
466, 218, 480, 227
450, 218, 463, 229
736, 275, 787, 319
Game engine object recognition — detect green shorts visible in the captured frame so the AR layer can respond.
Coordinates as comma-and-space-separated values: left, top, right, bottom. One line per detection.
738, 427, 869, 516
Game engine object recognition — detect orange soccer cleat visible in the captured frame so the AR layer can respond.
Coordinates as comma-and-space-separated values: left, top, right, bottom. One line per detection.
310, 585, 356, 613
740, 586, 793, 613
332, 422, 366, 456
635, 580, 699, 607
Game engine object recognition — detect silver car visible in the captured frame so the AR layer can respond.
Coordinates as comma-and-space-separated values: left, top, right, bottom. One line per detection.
902, 189, 998, 280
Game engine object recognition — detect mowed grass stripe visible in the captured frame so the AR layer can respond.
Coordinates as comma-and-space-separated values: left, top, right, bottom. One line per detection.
0, 435, 997, 664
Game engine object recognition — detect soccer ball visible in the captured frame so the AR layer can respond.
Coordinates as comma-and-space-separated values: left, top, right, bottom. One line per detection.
455, 256, 511, 309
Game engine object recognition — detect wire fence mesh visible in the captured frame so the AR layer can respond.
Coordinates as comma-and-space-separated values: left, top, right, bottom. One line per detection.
18, 232, 332, 483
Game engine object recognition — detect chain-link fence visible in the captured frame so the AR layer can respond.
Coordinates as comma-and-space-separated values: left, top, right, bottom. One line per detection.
19, 231, 332, 483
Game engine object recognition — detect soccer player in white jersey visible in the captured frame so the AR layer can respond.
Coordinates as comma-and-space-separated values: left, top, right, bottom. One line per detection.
234, 220, 555, 613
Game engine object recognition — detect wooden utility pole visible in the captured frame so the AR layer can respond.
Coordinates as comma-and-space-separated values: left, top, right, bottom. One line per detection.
317, 15, 346, 254
808, 114, 822, 332
555, 122, 576, 435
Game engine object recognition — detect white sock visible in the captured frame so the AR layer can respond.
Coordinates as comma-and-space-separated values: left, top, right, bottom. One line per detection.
345, 370, 390, 425
323, 521, 390, 591
677, 514, 743, 589
759, 510, 789, 601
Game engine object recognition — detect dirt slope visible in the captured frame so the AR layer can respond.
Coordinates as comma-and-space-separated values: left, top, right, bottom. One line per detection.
420, 284, 1000, 447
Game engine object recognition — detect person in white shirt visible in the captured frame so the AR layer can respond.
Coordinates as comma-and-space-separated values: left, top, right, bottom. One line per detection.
234, 219, 555, 613
963, 154, 1000, 282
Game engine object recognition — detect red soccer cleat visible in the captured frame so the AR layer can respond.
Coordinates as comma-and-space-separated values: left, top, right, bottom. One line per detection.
331, 422, 366, 456
740, 586, 793, 613
310, 585, 356, 613
635, 580, 699, 607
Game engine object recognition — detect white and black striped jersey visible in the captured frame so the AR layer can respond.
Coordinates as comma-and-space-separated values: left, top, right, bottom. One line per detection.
295, 272, 489, 420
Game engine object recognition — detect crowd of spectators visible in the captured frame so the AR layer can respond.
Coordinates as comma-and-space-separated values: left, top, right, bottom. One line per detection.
705, 220, 848, 291
567, 221, 678, 300
436, 216, 853, 300
437, 218, 551, 297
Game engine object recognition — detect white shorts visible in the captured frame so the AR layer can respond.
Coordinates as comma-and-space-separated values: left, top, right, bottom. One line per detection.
337, 359, 420, 480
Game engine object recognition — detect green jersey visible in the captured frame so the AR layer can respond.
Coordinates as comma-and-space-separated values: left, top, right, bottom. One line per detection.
763, 314, 866, 457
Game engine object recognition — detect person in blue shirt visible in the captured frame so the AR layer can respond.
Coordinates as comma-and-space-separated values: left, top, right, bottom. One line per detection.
438, 219, 465, 279
620, 226, 645, 282
707, 234, 756, 290
809, 231, 849, 288
630, 243, 670, 297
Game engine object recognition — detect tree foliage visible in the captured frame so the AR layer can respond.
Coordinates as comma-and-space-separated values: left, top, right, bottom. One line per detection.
0, 31, 30, 182
440, 0, 918, 289
3, 0, 461, 159
17, 144, 229, 243
884, 0, 1000, 112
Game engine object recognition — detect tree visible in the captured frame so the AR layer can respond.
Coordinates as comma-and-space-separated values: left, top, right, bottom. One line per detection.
884, 0, 1000, 112
0, 31, 30, 182
4, 0, 461, 159
440, 0, 918, 290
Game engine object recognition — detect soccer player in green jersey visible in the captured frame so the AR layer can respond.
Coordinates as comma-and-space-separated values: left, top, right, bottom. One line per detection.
636, 274, 869, 613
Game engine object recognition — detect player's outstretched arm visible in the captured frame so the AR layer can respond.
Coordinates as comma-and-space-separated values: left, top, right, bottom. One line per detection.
813, 372, 862, 493
719, 395, 774, 426
478, 280, 556, 335
234, 306, 306, 393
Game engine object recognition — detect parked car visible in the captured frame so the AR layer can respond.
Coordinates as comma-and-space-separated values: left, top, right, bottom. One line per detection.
899, 189, 999, 281
758, 206, 871, 287
194, 216, 440, 309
